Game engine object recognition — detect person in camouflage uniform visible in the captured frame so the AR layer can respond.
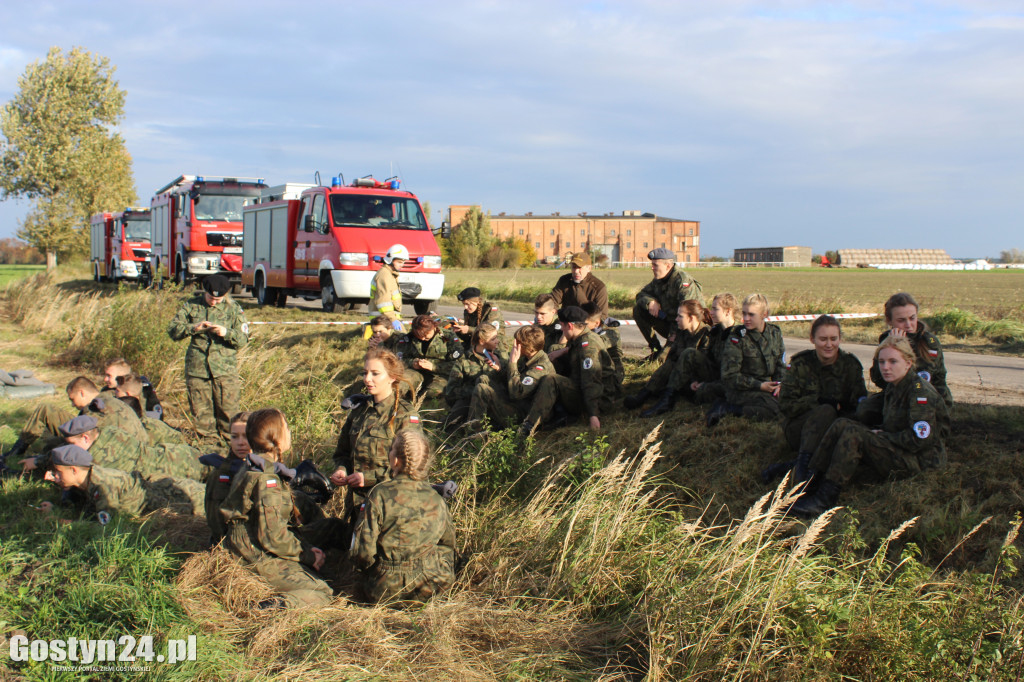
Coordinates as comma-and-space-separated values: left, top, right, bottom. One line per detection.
632, 247, 703, 359
468, 325, 557, 431
857, 292, 953, 424
453, 287, 505, 348
533, 294, 567, 353
331, 349, 423, 503
707, 294, 786, 426
41, 444, 205, 523
221, 408, 332, 610
352, 429, 455, 603
626, 299, 713, 416
393, 315, 463, 399
168, 274, 249, 440
443, 324, 509, 431
791, 337, 950, 516
526, 306, 619, 433
667, 292, 740, 406
56, 415, 204, 481
582, 303, 624, 388
113, 371, 164, 421
115, 391, 186, 447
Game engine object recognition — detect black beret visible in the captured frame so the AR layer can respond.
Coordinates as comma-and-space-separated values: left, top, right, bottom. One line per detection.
202, 274, 231, 297
457, 287, 482, 301
557, 306, 588, 324
51, 444, 93, 467
59, 415, 99, 437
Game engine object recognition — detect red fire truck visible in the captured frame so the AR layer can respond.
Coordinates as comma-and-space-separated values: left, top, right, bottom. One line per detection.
149, 175, 265, 285
241, 176, 444, 313
89, 207, 152, 283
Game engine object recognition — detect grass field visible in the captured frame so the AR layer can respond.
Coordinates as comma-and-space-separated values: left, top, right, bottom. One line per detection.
0, 264, 45, 287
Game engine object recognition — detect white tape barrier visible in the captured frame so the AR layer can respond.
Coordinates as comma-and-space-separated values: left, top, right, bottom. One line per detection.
248, 312, 879, 327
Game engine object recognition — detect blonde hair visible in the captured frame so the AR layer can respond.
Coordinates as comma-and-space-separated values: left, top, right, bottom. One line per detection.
712, 292, 740, 317
742, 293, 770, 316
874, 336, 916, 367
471, 322, 499, 349
391, 429, 433, 481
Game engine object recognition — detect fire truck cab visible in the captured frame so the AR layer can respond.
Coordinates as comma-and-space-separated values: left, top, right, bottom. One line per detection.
150, 175, 264, 286
89, 207, 152, 283
241, 176, 444, 313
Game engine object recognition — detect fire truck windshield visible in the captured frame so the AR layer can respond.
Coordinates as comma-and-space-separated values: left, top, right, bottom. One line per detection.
329, 196, 427, 230
193, 194, 257, 222
123, 218, 151, 241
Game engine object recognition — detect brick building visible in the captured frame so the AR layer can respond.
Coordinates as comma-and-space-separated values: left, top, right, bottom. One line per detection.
447, 206, 700, 264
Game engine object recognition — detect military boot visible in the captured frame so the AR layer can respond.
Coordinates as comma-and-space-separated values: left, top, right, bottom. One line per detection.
641, 389, 676, 418
792, 451, 814, 484
623, 388, 653, 410
790, 479, 841, 517
759, 458, 795, 484
705, 401, 742, 427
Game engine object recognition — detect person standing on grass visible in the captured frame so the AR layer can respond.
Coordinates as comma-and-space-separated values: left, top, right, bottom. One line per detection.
633, 248, 703, 362
790, 336, 950, 517
168, 274, 249, 442
550, 252, 609, 321
221, 408, 332, 610
857, 292, 952, 425
453, 287, 505, 348
767, 315, 867, 483
351, 429, 456, 604
369, 244, 408, 332
706, 293, 786, 427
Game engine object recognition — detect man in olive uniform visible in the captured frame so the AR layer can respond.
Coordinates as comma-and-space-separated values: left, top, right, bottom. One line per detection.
582, 302, 624, 388
633, 248, 703, 360
533, 294, 566, 352
527, 307, 619, 433
58, 415, 204, 481
468, 325, 556, 430
394, 314, 463, 398
168, 274, 249, 440
550, 252, 609, 321
369, 244, 408, 332
453, 287, 505, 347
40, 444, 205, 523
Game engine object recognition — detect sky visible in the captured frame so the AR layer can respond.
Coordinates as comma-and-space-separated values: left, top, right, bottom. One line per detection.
0, 0, 1022, 259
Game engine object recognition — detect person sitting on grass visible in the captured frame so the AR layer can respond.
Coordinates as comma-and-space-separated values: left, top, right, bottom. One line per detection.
857, 292, 952, 425
668, 292, 740, 408
103, 357, 164, 420
40, 443, 206, 524
452, 287, 505, 348
115, 374, 186, 446
582, 302, 624, 388
351, 429, 456, 604
706, 294, 786, 427
443, 323, 507, 431
220, 408, 333, 610
790, 336, 950, 517
533, 293, 566, 353
393, 314, 463, 399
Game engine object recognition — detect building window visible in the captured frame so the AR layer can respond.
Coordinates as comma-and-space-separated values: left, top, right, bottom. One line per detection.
661, 242, 666, 248
519, 229, 524, 236
549, 229, 555, 235
550, 242, 555, 249
643, 242, 648, 248
535, 242, 540, 249
580, 229, 585, 235
626, 242, 631, 248
661, 228, 666, 235
610, 229, 615, 236
627, 230, 632, 236
689, 229, 693, 236
686, 254, 692, 262
565, 242, 572, 250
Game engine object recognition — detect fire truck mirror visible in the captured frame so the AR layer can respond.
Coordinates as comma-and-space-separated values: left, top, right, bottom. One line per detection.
303, 214, 315, 232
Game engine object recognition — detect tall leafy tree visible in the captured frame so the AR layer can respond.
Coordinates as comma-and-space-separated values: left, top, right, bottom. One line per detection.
0, 46, 137, 269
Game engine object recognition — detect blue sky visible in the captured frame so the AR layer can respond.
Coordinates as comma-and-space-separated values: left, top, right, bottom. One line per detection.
0, 0, 1021, 258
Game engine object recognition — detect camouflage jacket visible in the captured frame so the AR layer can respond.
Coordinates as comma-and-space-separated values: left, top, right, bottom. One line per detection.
880, 370, 950, 470
86, 396, 149, 445
666, 324, 711, 363
720, 324, 786, 393
142, 415, 186, 446
537, 322, 566, 352
444, 343, 509, 404
635, 266, 703, 312
168, 292, 249, 378
88, 426, 202, 481
506, 350, 556, 402
458, 301, 505, 343
779, 349, 867, 420
351, 474, 456, 570
870, 322, 952, 406
595, 326, 625, 386
204, 455, 248, 542
707, 323, 737, 371
551, 272, 609, 320
394, 329, 462, 378
569, 330, 620, 419
83, 466, 204, 521
221, 466, 317, 566
333, 392, 421, 491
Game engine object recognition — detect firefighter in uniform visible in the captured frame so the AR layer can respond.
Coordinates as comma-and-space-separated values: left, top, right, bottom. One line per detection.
633, 248, 703, 360
791, 337, 950, 516
453, 287, 505, 347
370, 244, 408, 332
167, 274, 249, 441
550, 252, 609, 320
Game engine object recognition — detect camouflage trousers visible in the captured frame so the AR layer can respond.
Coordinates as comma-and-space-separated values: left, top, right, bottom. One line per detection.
526, 374, 583, 429
247, 555, 333, 608
145, 476, 206, 515
408, 368, 448, 400
186, 373, 240, 439
143, 442, 204, 481
809, 417, 922, 487
632, 302, 675, 350
21, 403, 75, 443
359, 546, 455, 604
854, 391, 885, 426
292, 491, 350, 551
784, 404, 840, 454
468, 378, 524, 429
143, 417, 187, 447
722, 389, 781, 421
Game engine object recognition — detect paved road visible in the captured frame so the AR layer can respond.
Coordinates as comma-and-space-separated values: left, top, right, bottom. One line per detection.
249, 294, 1024, 403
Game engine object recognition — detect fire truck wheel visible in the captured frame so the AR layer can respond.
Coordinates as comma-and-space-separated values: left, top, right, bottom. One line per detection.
254, 275, 274, 306
93, 264, 100, 283
321, 283, 340, 313
175, 265, 188, 288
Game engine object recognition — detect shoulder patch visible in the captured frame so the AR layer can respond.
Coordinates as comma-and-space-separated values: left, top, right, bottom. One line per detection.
219, 474, 231, 482
583, 358, 593, 370
913, 421, 931, 439
740, 328, 747, 337
490, 321, 500, 329
916, 396, 928, 405
409, 414, 420, 424
682, 282, 690, 287
266, 479, 278, 488
241, 322, 250, 336
522, 376, 534, 386
97, 511, 111, 526
534, 366, 545, 372
451, 350, 461, 358
93, 489, 101, 500
396, 352, 403, 359
554, 323, 561, 330
918, 370, 932, 382
399, 337, 409, 343
927, 349, 939, 358
730, 337, 740, 344
581, 341, 589, 347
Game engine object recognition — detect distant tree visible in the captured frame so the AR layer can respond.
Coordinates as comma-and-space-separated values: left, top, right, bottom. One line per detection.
812, 254, 823, 265
1000, 248, 1024, 264
0, 237, 43, 264
700, 255, 727, 262
421, 200, 431, 229
0, 46, 137, 270
444, 206, 494, 268
825, 250, 839, 264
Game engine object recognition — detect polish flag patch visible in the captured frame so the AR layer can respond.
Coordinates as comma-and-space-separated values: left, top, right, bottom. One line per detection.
409, 415, 421, 424
581, 341, 589, 347
534, 366, 545, 371
219, 474, 231, 483
730, 337, 740, 344
266, 479, 278, 488
927, 349, 939, 358
917, 396, 928, 405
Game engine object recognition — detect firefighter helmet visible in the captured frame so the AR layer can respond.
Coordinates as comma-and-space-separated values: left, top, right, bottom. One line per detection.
384, 244, 410, 264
